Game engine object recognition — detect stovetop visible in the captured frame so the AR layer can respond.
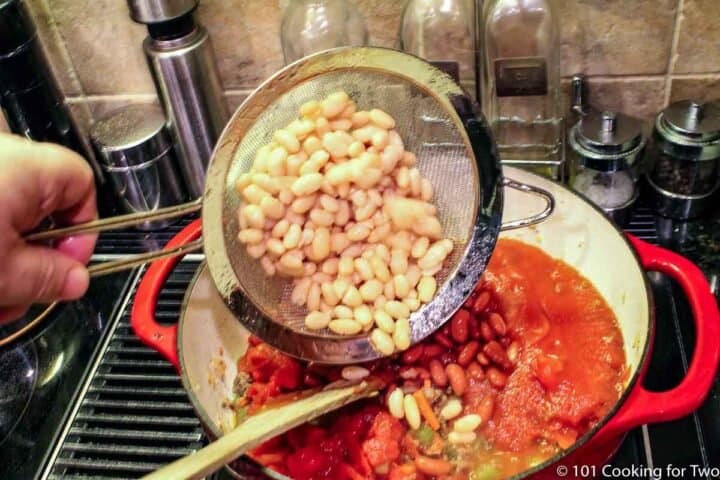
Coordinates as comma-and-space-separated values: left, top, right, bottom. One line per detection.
0, 269, 134, 479
0, 207, 717, 480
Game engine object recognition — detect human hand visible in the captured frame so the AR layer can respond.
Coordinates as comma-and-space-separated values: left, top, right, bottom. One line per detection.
0, 133, 97, 324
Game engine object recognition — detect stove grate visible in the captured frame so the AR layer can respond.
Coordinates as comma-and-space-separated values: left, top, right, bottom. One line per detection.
44, 262, 203, 480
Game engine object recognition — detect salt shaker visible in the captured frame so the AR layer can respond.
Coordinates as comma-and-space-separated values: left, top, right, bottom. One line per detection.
647, 100, 720, 220
568, 110, 646, 226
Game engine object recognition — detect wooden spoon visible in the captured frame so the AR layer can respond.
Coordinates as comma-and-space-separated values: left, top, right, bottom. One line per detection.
141, 377, 384, 480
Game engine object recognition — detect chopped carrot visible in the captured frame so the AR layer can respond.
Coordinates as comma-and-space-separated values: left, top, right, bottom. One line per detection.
412, 390, 440, 431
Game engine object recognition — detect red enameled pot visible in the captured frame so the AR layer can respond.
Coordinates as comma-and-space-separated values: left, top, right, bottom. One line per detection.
132, 168, 720, 479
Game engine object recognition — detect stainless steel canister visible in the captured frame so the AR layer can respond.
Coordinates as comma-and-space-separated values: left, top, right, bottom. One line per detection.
90, 105, 187, 230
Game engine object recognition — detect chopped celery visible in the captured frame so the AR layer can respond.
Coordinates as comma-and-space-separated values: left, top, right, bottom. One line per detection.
414, 424, 434, 447
443, 444, 458, 460
470, 464, 501, 480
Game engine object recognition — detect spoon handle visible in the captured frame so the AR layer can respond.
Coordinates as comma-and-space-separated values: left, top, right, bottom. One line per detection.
141, 378, 383, 480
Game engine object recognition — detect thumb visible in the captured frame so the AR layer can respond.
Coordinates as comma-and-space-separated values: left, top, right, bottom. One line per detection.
1, 244, 90, 306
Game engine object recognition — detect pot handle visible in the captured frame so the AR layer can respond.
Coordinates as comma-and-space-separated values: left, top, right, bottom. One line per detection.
595, 235, 720, 443
131, 219, 203, 371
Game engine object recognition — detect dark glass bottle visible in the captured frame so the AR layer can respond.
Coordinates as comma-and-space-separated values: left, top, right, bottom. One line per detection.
0, 0, 117, 216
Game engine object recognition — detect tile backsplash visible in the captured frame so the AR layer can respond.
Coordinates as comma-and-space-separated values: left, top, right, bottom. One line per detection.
3, 0, 720, 136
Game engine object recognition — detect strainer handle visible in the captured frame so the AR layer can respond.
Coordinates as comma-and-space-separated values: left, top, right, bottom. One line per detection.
500, 177, 555, 231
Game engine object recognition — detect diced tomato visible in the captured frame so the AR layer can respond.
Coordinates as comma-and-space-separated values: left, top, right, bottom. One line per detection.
362, 412, 404, 467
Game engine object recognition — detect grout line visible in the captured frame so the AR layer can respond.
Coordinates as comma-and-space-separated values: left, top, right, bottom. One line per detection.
561, 74, 668, 82
34, 0, 85, 97
664, 0, 685, 104
66, 94, 158, 103
666, 72, 720, 80
224, 89, 257, 96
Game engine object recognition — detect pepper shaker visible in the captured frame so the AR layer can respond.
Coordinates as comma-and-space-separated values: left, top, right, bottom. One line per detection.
568, 110, 646, 226
128, 0, 229, 199
90, 105, 187, 231
646, 100, 720, 220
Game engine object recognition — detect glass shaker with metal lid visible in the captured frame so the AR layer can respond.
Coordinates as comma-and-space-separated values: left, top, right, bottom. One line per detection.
569, 110, 646, 226
647, 100, 720, 220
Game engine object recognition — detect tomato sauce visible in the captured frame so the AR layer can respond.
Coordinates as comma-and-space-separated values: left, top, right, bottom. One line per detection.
230, 239, 627, 479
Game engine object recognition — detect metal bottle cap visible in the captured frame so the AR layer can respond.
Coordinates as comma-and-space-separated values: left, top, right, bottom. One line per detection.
126, 0, 198, 24
569, 110, 645, 171
655, 100, 720, 161
90, 104, 172, 168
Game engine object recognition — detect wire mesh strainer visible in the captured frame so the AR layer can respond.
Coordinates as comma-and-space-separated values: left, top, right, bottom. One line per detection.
18, 47, 552, 362
203, 47, 551, 363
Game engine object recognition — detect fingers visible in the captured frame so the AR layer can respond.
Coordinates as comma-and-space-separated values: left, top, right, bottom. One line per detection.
0, 306, 30, 326
0, 134, 97, 234
0, 243, 90, 307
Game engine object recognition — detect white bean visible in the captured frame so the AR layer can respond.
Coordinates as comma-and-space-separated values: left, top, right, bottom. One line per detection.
341, 285, 363, 307
274, 129, 300, 153
310, 208, 335, 227
453, 414, 482, 433
321, 257, 339, 275
393, 318, 411, 351
448, 431, 477, 445
354, 258, 374, 281
291, 173, 324, 196
353, 305, 373, 327
319, 194, 339, 213
359, 279, 383, 302
328, 318, 362, 335
440, 398, 463, 420
321, 281, 340, 306
307, 282, 321, 311
373, 309, 395, 334
418, 243, 449, 270
300, 100, 321, 118
260, 196, 284, 219
390, 249, 408, 275
387, 388, 404, 419
333, 278, 350, 299
246, 243, 266, 259
238, 228, 263, 244
394, 275, 410, 298
303, 135, 322, 155
283, 223, 302, 250
321, 91, 349, 118
371, 328, 395, 356
260, 256, 276, 276
341, 366, 370, 381
305, 311, 331, 330
370, 256, 391, 283
403, 394, 421, 430
369, 109, 396, 130
338, 256, 354, 276
417, 276, 437, 303
334, 305, 353, 319
310, 227, 331, 261
266, 238, 286, 256
385, 301, 410, 320
351, 111, 370, 128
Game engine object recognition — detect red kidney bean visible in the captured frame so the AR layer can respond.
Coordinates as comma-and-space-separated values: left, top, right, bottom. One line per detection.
468, 315, 481, 340
466, 361, 485, 381
416, 367, 431, 380
445, 363, 468, 396
428, 359, 448, 387
450, 309, 470, 344
472, 291, 491, 314
463, 291, 477, 309
476, 352, 490, 366
303, 373, 322, 387
483, 341, 512, 370
402, 380, 422, 393
439, 351, 456, 366
480, 321, 495, 342
399, 366, 420, 379
499, 337, 512, 348
488, 312, 507, 336
422, 344, 444, 360
457, 340, 480, 367
487, 367, 508, 389
476, 394, 495, 424
434, 332, 454, 349
441, 324, 451, 337
401, 344, 425, 364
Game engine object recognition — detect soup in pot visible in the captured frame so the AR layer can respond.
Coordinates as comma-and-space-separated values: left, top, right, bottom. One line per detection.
226, 239, 627, 479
